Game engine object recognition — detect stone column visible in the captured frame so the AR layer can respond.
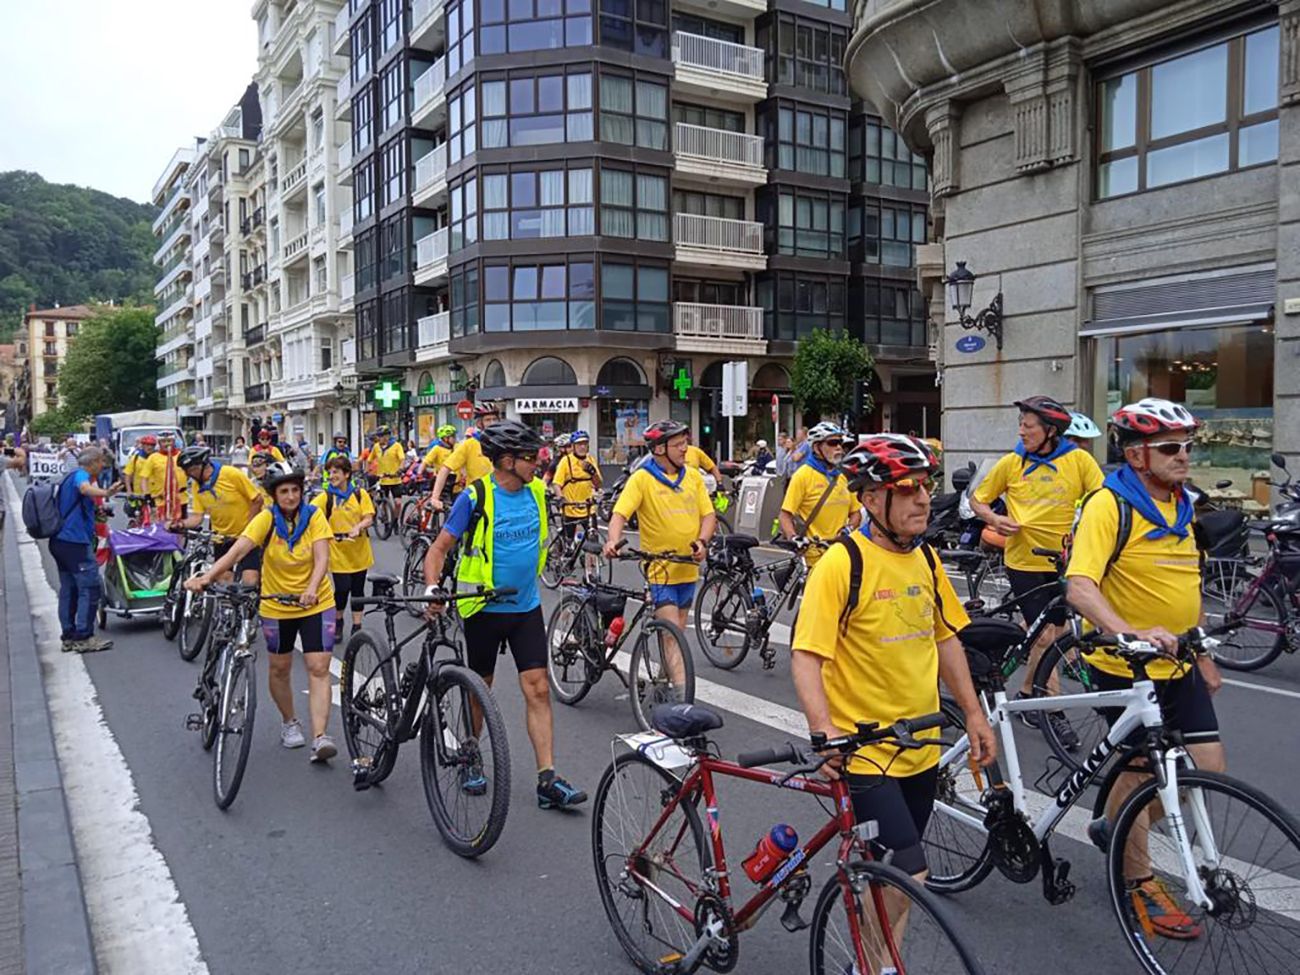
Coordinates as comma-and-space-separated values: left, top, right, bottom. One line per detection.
925, 103, 962, 197
1276, 0, 1300, 466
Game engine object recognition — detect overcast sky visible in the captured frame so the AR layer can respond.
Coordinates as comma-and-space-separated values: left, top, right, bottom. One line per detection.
0, 2, 260, 204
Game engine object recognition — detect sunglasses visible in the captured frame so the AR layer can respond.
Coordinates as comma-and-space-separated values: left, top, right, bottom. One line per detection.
884, 477, 934, 496
514, 453, 539, 464
1146, 441, 1194, 457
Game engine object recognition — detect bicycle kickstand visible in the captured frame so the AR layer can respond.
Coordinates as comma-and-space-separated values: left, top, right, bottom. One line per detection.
1039, 840, 1075, 905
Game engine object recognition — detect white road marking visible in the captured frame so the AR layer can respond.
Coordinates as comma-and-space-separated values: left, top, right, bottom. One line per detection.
1220, 677, 1300, 700
4, 474, 208, 974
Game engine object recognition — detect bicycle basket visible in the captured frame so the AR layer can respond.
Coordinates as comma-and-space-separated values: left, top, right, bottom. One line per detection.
595, 590, 627, 627
958, 617, 1026, 684
1194, 509, 1249, 560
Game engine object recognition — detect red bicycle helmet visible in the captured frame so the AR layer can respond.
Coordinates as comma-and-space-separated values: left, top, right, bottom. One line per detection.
473, 400, 504, 418
644, 420, 689, 447
1110, 397, 1199, 444
841, 435, 940, 491
1013, 395, 1073, 434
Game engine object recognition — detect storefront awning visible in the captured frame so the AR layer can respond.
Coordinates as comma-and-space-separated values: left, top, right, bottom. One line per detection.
1083, 264, 1275, 337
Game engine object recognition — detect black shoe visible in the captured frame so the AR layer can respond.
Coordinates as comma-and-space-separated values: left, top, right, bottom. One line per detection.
1014, 691, 1041, 729
537, 770, 587, 809
1046, 711, 1080, 751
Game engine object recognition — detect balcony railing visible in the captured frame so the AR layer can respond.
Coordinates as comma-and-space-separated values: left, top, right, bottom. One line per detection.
337, 73, 350, 108
418, 311, 450, 348
671, 32, 764, 79
674, 213, 763, 254
413, 0, 439, 29
333, 3, 350, 53
253, 264, 266, 285
284, 232, 309, 261
413, 59, 446, 113
281, 158, 308, 195
673, 302, 764, 341
415, 144, 447, 193
337, 140, 352, 170
245, 324, 266, 346
674, 123, 764, 167
416, 228, 449, 270
341, 274, 355, 302
245, 381, 270, 403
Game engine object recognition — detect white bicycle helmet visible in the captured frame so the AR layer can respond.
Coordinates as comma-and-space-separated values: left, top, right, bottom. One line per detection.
1065, 412, 1102, 439
1111, 397, 1199, 444
554, 433, 571, 448
807, 421, 848, 444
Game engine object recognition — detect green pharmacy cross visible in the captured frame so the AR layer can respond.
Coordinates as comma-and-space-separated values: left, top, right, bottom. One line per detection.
374, 380, 403, 408
673, 366, 693, 400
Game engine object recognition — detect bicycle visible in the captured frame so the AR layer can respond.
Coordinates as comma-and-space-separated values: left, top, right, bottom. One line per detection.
923, 627, 1300, 975
397, 485, 442, 551
370, 479, 403, 540
161, 523, 225, 662
592, 703, 986, 975
693, 535, 824, 671
339, 575, 513, 857
545, 542, 697, 732
542, 496, 613, 590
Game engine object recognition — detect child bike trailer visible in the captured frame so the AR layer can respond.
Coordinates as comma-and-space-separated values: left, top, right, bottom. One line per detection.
98, 525, 181, 628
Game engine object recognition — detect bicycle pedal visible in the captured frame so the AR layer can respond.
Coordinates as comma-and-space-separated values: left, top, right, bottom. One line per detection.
779, 900, 809, 932
184, 713, 204, 731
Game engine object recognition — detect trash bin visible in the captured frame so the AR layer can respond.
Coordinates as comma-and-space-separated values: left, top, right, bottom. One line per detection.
735, 474, 784, 538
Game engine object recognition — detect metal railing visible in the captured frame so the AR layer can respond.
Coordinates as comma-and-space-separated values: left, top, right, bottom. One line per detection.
674, 123, 764, 167
418, 311, 450, 347
674, 213, 764, 254
245, 324, 266, 346
413, 58, 446, 113
244, 381, 270, 402
414, 144, 447, 192
671, 32, 765, 79
673, 302, 764, 341
416, 228, 449, 269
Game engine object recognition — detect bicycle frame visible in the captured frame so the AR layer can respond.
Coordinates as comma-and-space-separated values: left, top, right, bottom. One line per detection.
1207, 555, 1290, 637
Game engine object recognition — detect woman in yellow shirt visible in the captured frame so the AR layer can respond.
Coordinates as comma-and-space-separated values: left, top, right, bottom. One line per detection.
310, 455, 375, 643
187, 463, 338, 763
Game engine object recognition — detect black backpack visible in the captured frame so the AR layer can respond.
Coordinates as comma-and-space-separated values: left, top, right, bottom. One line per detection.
829, 535, 959, 636
22, 472, 76, 539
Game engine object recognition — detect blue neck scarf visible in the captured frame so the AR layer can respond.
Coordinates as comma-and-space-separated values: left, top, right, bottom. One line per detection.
198, 461, 223, 496
804, 451, 835, 480
1104, 465, 1194, 541
1014, 438, 1076, 476
326, 482, 355, 506
272, 501, 317, 552
644, 457, 686, 492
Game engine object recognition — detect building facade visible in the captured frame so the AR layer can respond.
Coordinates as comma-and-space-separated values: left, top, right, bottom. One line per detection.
152, 149, 199, 427
22, 304, 93, 421
847, 0, 1295, 490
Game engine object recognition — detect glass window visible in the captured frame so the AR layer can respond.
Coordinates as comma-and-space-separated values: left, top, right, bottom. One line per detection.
486, 0, 582, 52
480, 165, 594, 239
769, 101, 847, 177
769, 15, 847, 95
457, 258, 600, 332
601, 261, 667, 332
481, 71, 592, 148
770, 188, 846, 259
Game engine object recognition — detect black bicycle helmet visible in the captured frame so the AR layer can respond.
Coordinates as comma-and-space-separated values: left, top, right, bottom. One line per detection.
178, 445, 211, 469
478, 420, 544, 462
375, 425, 392, 437
264, 461, 306, 492
643, 419, 689, 448
1013, 395, 1073, 434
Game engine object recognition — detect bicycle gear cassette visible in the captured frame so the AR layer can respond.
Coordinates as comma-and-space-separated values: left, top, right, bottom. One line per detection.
984, 790, 1039, 883
693, 892, 738, 973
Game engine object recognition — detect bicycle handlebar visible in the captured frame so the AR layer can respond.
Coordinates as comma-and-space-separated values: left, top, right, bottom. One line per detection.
736, 713, 950, 769
614, 538, 699, 565
1079, 626, 1220, 661
351, 585, 518, 609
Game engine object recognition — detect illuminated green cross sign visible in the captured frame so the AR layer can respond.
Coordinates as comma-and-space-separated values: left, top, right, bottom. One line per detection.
673, 366, 693, 400
374, 380, 402, 408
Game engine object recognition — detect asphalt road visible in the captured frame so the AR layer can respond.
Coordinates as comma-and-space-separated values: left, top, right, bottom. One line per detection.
23, 511, 1300, 975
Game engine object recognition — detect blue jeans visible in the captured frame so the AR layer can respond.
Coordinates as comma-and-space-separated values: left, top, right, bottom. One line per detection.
49, 539, 100, 640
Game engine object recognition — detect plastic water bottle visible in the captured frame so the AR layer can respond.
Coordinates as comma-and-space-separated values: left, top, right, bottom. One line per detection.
743, 824, 798, 884
752, 587, 768, 615
603, 616, 625, 648
574, 525, 586, 545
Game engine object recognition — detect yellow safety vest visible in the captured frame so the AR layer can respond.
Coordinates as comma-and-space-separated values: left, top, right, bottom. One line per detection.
456, 477, 549, 617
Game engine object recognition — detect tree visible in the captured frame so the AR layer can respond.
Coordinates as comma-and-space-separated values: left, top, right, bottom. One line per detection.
791, 330, 875, 423
58, 306, 159, 420
29, 407, 82, 438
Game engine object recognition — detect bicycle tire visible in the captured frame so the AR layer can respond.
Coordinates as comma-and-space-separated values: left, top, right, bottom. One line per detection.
1200, 559, 1287, 671
627, 618, 695, 732
374, 499, 394, 540
1030, 634, 1109, 772
179, 591, 214, 663
402, 536, 431, 619
809, 860, 986, 975
420, 664, 512, 858
545, 594, 598, 705
923, 696, 1001, 894
692, 572, 753, 670
339, 630, 400, 786
591, 751, 712, 974
212, 651, 256, 810
540, 533, 568, 590
161, 571, 183, 641
397, 498, 420, 551
199, 642, 225, 752
1106, 768, 1300, 975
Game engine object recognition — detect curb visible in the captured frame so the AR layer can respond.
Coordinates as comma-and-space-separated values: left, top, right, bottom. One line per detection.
3, 489, 98, 973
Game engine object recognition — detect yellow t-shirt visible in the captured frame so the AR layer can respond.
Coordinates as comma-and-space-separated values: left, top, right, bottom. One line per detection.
1064, 489, 1201, 680
423, 443, 453, 470
240, 507, 335, 619
374, 442, 407, 485
553, 453, 600, 519
972, 448, 1103, 571
142, 451, 184, 504
252, 444, 286, 464
125, 452, 147, 492
781, 463, 854, 563
444, 436, 493, 484
310, 489, 376, 574
685, 445, 716, 473
187, 465, 262, 540
613, 466, 712, 585
793, 532, 969, 776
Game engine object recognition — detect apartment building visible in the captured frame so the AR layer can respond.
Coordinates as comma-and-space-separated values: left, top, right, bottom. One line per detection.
335, 0, 935, 461
247, 0, 357, 453
22, 304, 94, 421
152, 148, 200, 429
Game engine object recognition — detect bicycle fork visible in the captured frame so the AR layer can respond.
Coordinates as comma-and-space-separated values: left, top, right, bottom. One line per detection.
1152, 749, 1217, 911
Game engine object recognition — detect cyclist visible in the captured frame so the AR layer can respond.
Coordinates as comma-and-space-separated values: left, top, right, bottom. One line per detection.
251, 426, 286, 463
187, 462, 339, 763
248, 452, 273, 505
171, 445, 264, 586
543, 433, 571, 485
422, 424, 457, 474
603, 420, 716, 699
310, 455, 375, 644
551, 429, 602, 534
430, 400, 502, 509
791, 435, 995, 966
124, 434, 156, 495
970, 395, 1103, 746
422, 420, 586, 809
684, 434, 719, 493
1065, 397, 1223, 939
370, 425, 408, 526
142, 430, 185, 524
1064, 411, 1103, 450
779, 421, 859, 563
318, 432, 351, 479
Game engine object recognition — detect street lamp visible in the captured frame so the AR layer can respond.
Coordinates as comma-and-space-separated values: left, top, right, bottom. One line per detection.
945, 261, 1004, 351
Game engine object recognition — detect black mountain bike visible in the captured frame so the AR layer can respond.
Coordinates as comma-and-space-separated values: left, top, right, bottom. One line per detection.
340, 574, 513, 857
162, 524, 224, 662
542, 497, 613, 589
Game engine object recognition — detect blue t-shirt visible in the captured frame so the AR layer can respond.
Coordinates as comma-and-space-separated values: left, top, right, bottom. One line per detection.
54, 470, 96, 545
444, 477, 541, 613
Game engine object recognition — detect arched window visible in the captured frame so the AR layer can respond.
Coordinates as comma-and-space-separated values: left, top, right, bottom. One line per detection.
751, 363, 791, 390
483, 359, 506, 388
522, 356, 577, 385
699, 360, 726, 387
596, 357, 646, 386
416, 371, 434, 394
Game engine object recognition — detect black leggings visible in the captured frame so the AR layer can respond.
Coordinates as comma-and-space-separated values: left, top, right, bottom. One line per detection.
333, 570, 369, 612
845, 766, 940, 876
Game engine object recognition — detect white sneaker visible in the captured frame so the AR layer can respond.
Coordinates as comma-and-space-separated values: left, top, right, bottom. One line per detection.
310, 734, 337, 763
280, 719, 306, 749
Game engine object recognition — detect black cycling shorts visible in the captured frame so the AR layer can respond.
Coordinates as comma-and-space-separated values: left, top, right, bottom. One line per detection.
333, 570, 369, 611
376, 482, 406, 499
845, 766, 939, 876
215, 538, 263, 577
462, 607, 547, 678
1087, 664, 1220, 746
1005, 568, 1066, 628
261, 609, 336, 655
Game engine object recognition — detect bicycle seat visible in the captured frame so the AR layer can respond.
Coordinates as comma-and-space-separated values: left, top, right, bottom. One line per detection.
650, 703, 724, 740
722, 534, 761, 551
369, 573, 400, 592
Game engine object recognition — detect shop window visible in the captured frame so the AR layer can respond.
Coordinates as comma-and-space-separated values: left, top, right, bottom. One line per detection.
598, 399, 649, 465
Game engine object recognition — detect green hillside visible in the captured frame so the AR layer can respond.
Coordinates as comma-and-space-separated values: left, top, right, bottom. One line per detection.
0, 171, 157, 339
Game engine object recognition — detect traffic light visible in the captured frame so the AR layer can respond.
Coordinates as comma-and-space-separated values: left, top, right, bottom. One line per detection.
852, 378, 871, 419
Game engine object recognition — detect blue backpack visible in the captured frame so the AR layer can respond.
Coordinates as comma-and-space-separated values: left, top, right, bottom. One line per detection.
22, 473, 75, 539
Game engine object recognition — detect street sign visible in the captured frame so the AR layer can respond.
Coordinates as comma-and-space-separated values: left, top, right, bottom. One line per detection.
517, 397, 579, 413
720, 361, 748, 417
955, 334, 986, 354
28, 452, 62, 481
771, 394, 778, 424
456, 399, 475, 421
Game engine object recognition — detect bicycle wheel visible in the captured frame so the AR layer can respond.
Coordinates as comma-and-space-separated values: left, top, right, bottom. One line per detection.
810, 861, 985, 975
161, 571, 184, 640
397, 498, 420, 551
199, 642, 225, 752
1030, 635, 1110, 772
692, 572, 752, 670
420, 664, 511, 858
923, 697, 1000, 894
374, 498, 394, 540
545, 594, 599, 705
179, 591, 214, 663
591, 751, 712, 974
1201, 558, 1287, 671
541, 534, 569, 590
402, 536, 430, 619
212, 650, 256, 810
339, 630, 400, 786
1106, 768, 1300, 975
627, 618, 695, 732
